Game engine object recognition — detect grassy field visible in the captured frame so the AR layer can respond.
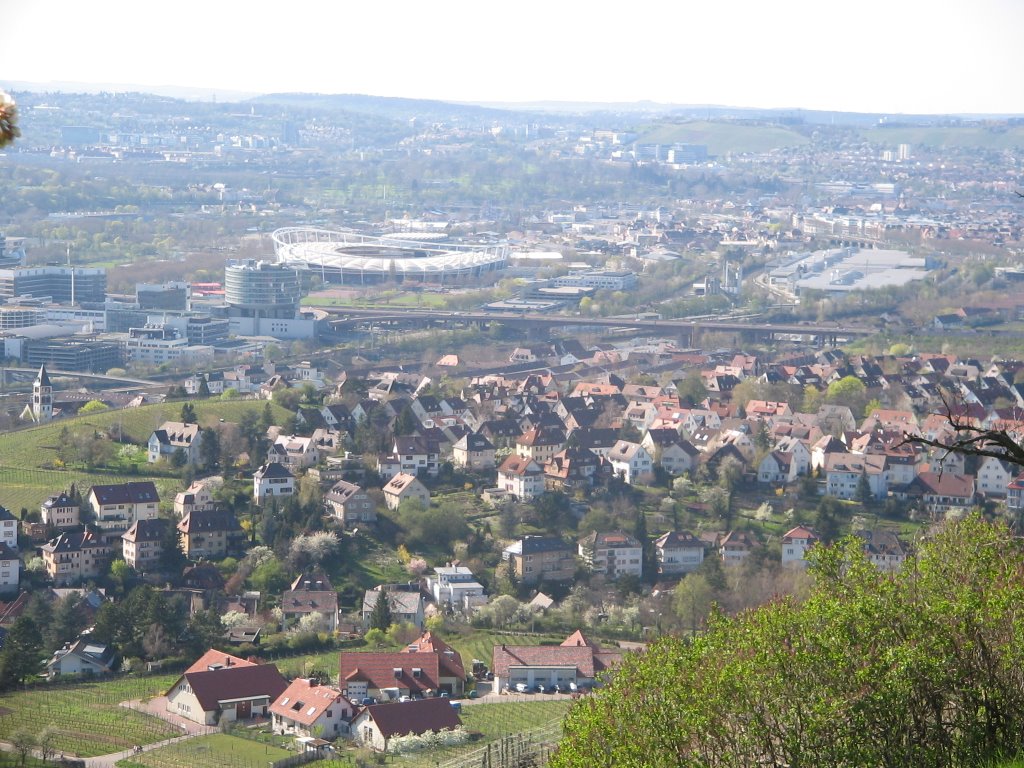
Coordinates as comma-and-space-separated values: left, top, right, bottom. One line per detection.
116, 733, 293, 768
860, 125, 1024, 150
303, 289, 450, 310
637, 120, 808, 155
0, 399, 292, 511
0, 674, 181, 757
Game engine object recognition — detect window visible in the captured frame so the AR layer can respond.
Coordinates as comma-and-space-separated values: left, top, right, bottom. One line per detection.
393, 668, 402, 678
412, 668, 422, 678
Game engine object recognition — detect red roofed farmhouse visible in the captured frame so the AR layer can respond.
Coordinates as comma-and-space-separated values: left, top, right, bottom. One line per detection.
270, 677, 353, 740
491, 630, 622, 693
167, 649, 287, 725
352, 697, 461, 752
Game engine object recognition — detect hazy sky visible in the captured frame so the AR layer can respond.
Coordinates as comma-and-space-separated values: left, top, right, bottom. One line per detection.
2, 0, 1023, 114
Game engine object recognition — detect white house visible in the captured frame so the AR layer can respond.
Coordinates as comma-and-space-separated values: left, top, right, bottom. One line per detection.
270, 678, 353, 740
87, 482, 160, 540
496, 455, 546, 501
608, 441, 654, 484
654, 531, 704, 575
641, 429, 698, 475
44, 637, 116, 679
253, 463, 296, 504
0, 507, 17, 551
325, 480, 377, 525
976, 457, 1015, 498
383, 473, 430, 511
579, 531, 643, 579
147, 422, 202, 465
781, 526, 819, 567
269, 434, 321, 470
757, 451, 798, 484
41, 490, 80, 529
425, 566, 487, 611
0, 543, 19, 592
823, 454, 887, 500
351, 699, 461, 752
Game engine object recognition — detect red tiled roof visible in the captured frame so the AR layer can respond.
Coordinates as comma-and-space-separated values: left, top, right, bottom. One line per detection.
402, 631, 465, 680
339, 652, 442, 695
357, 697, 461, 740
175, 663, 288, 712
186, 649, 255, 674
269, 678, 349, 726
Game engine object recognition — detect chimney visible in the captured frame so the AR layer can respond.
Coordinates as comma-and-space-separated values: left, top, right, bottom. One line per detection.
225, 656, 232, 666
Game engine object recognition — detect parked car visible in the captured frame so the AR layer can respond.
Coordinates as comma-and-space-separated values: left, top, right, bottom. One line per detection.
514, 682, 529, 693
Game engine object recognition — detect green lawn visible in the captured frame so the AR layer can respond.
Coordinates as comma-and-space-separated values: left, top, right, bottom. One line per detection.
0, 674, 181, 757
116, 733, 293, 768
303, 289, 449, 310
0, 400, 293, 511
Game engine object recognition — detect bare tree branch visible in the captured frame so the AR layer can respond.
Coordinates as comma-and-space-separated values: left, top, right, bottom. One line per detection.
900, 390, 1024, 469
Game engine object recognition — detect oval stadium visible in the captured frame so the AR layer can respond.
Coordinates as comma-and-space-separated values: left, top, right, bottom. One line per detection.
271, 227, 509, 285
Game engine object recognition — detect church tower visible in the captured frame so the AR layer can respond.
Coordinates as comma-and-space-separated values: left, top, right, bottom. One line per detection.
32, 364, 53, 422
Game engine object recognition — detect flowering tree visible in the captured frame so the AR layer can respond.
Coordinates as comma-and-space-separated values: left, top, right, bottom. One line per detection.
0, 92, 17, 148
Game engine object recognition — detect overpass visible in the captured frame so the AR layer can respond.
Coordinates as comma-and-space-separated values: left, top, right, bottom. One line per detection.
315, 306, 875, 343
0, 367, 162, 389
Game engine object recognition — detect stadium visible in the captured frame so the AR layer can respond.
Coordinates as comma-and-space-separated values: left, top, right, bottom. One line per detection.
271, 227, 509, 285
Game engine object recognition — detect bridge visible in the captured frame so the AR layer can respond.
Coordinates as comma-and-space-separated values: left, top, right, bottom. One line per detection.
0, 367, 162, 389
315, 306, 875, 343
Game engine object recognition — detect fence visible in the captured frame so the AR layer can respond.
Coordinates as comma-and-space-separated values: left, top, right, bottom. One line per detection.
436, 722, 562, 768
269, 751, 320, 768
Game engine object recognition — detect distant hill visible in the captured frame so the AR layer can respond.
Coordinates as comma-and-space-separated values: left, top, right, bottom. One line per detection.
250, 92, 524, 124
635, 120, 810, 155
859, 123, 1024, 150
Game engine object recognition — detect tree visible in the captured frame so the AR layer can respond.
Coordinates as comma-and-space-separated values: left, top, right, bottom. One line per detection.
198, 377, 211, 397
856, 472, 873, 506
392, 405, 419, 437
79, 399, 109, 414
369, 589, 393, 631
0, 91, 19, 148
553, 517, 1024, 768
180, 402, 197, 423
199, 427, 220, 472
10, 729, 35, 767
0, 617, 44, 689
675, 373, 707, 405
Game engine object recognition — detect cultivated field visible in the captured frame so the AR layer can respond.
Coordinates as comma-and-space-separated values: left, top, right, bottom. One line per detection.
115, 733, 292, 768
0, 674, 181, 757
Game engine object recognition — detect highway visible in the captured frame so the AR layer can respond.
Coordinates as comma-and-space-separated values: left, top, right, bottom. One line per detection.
312, 305, 875, 338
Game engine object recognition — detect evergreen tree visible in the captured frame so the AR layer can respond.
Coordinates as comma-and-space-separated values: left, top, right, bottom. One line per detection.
199, 427, 220, 472
0, 617, 44, 689
180, 402, 197, 423
393, 405, 419, 437
369, 589, 393, 631
197, 377, 211, 397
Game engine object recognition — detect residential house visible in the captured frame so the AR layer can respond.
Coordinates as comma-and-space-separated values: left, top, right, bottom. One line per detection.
451, 433, 496, 470
325, 480, 377, 525
607, 441, 654, 485
391, 436, 441, 477
641, 429, 698, 475
351, 699, 462, 752
491, 630, 621, 693
320, 404, 355, 434
654, 531, 705, 575
281, 573, 338, 632
515, 427, 566, 465
41, 531, 112, 586
855, 529, 907, 571
270, 678, 353, 740
383, 473, 431, 511
977, 457, 1016, 498
166, 655, 288, 725
773, 436, 812, 476
87, 481, 160, 540
718, 530, 758, 564
361, 587, 424, 629
339, 652, 449, 700
0, 507, 16, 553
402, 631, 467, 696
578, 531, 643, 579
147, 421, 202, 465
757, 451, 799, 485
41, 489, 80, 529
1008, 473, 1024, 511
253, 463, 295, 504
823, 454, 888, 500
121, 518, 166, 571
177, 508, 244, 560
502, 536, 576, 584
0, 543, 18, 593
905, 472, 976, 515
781, 526, 819, 567
544, 445, 601, 492
425, 566, 486, 612
269, 434, 321, 470
174, 478, 220, 518
497, 455, 546, 501
44, 637, 116, 678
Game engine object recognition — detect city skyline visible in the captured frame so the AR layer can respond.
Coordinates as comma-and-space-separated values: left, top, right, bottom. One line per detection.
2, 0, 1023, 115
